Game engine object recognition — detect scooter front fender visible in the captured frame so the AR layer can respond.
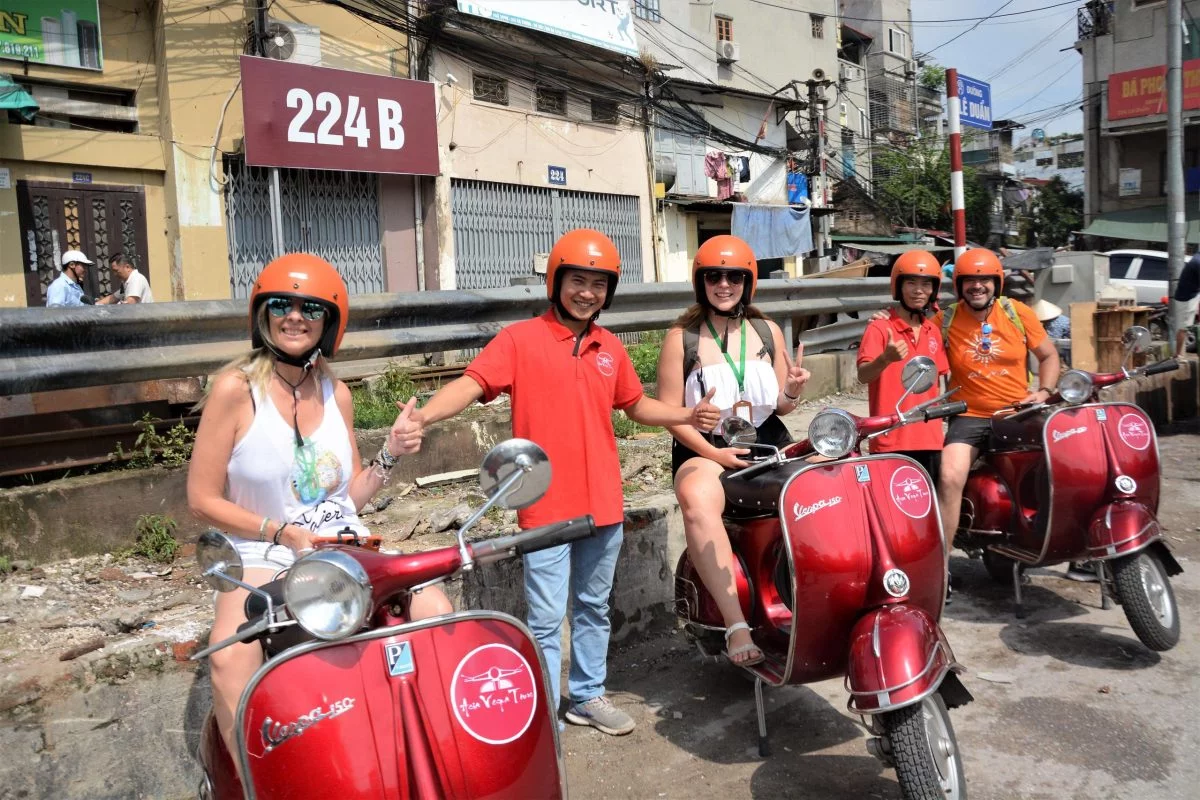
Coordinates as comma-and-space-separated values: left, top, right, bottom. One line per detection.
1086, 501, 1164, 560
845, 605, 967, 715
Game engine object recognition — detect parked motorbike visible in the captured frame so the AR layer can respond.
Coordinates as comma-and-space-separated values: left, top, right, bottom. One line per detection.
955, 326, 1183, 651
674, 356, 973, 800
192, 439, 596, 800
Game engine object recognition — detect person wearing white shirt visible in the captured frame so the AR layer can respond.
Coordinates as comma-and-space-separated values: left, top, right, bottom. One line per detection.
98, 253, 154, 304
45, 250, 94, 307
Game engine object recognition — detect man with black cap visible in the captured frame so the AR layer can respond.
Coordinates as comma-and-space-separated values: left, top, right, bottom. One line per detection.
46, 249, 95, 307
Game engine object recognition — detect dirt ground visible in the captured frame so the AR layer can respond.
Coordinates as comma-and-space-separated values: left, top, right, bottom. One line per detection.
561, 418, 1200, 800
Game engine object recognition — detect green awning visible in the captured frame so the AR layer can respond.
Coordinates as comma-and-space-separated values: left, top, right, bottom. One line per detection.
0, 74, 38, 122
1079, 206, 1200, 244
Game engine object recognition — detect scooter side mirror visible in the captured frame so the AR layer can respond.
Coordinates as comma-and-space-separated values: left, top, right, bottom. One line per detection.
196, 529, 244, 593
1122, 325, 1152, 356
900, 356, 937, 395
720, 416, 757, 446
478, 438, 551, 510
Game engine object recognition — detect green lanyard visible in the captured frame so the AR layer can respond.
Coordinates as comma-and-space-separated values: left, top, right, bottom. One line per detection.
705, 317, 746, 393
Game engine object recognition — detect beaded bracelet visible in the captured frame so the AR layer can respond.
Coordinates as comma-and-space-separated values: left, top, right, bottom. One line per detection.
272, 521, 288, 546
376, 445, 397, 470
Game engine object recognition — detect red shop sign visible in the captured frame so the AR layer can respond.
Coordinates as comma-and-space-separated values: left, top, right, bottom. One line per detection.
1108, 58, 1200, 121
240, 55, 439, 175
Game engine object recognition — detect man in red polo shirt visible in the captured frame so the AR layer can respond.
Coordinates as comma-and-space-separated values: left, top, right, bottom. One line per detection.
857, 250, 949, 478
402, 229, 719, 736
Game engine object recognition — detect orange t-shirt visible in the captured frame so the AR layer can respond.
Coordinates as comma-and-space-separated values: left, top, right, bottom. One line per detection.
933, 299, 1047, 418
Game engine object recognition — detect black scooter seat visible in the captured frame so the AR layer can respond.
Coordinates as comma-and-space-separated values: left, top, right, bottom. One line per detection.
990, 410, 1046, 450
721, 460, 812, 515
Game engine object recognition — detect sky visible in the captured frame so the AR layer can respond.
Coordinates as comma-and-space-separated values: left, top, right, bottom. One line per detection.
909, 0, 1085, 137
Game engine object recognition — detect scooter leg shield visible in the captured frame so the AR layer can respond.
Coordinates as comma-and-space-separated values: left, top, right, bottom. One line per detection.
845, 605, 965, 715
1086, 502, 1166, 561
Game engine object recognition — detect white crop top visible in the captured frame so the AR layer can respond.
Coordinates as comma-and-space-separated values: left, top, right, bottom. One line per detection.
683, 322, 781, 428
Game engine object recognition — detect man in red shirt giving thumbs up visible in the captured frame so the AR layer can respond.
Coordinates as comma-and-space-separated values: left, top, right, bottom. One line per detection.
856, 251, 950, 479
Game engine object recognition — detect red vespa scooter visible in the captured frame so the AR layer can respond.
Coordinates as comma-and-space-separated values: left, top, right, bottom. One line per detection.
192, 439, 596, 800
955, 326, 1184, 651
675, 357, 973, 800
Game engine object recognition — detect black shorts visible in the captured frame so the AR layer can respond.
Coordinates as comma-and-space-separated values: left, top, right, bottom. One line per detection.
945, 416, 992, 449
671, 414, 792, 476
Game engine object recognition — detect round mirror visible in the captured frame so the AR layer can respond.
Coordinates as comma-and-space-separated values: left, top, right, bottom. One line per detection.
720, 416, 757, 446
478, 438, 551, 510
196, 529, 243, 592
899, 356, 937, 395
1122, 325, 1152, 354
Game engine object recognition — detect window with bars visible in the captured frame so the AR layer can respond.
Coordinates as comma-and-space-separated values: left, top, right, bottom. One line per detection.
811, 15, 825, 39
716, 16, 733, 42
888, 28, 908, 57
472, 73, 509, 105
1058, 151, 1084, 169
535, 86, 567, 116
591, 99, 620, 124
634, 0, 661, 22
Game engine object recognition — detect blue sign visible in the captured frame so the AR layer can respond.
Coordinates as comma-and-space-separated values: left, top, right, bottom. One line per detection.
956, 74, 992, 130
72, 171, 92, 184
548, 165, 567, 186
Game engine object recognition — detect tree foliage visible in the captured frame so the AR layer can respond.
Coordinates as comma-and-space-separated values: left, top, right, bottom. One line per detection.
919, 64, 946, 92
1027, 176, 1084, 247
873, 139, 992, 240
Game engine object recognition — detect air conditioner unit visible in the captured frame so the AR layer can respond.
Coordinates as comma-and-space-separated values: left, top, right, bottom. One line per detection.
716, 40, 740, 63
840, 64, 859, 83
265, 19, 322, 66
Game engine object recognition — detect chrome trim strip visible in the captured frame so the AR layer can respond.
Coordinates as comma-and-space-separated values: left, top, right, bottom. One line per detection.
847, 662, 962, 716
844, 636, 943, 698
233, 609, 567, 800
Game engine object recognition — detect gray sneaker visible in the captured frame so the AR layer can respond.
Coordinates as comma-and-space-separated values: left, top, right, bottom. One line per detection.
564, 695, 635, 736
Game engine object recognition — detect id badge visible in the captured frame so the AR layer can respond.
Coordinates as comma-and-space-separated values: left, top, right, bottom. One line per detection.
732, 400, 753, 426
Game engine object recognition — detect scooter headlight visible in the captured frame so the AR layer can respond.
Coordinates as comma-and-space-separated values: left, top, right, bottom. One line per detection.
808, 409, 858, 459
1057, 370, 1094, 405
284, 550, 372, 640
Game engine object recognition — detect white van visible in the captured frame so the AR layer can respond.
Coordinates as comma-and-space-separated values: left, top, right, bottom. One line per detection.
1104, 249, 1170, 305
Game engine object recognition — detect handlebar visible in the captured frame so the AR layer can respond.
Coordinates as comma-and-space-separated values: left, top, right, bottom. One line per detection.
925, 400, 967, 421
471, 516, 597, 564
1143, 359, 1181, 377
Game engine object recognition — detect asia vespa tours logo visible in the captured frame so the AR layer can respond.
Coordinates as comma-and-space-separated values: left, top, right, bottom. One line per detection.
1117, 413, 1152, 451
595, 351, 616, 377
450, 644, 538, 745
889, 466, 933, 519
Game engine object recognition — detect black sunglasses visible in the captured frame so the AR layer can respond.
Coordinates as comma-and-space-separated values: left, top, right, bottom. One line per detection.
266, 297, 327, 321
703, 269, 746, 286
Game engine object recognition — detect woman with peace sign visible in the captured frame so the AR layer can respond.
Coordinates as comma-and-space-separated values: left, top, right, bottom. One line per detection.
656, 236, 810, 666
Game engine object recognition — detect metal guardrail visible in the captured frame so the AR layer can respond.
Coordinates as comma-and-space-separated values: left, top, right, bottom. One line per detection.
0, 277, 893, 395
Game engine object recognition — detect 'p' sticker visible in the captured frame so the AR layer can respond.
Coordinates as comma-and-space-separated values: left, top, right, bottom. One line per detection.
1095, 407, 1108, 422
384, 640, 414, 677
450, 644, 538, 745
855, 464, 871, 483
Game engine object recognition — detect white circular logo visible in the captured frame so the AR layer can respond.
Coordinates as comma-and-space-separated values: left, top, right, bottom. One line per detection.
595, 351, 615, 377
883, 568, 911, 598
1115, 475, 1138, 495
889, 466, 933, 519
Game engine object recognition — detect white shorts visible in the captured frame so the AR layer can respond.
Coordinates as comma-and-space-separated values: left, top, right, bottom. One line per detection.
232, 538, 297, 574
1171, 295, 1200, 336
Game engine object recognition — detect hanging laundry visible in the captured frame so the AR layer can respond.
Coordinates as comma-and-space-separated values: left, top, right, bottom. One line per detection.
787, 173, 809, 205
731, 203, 814, 259
734, 156, 750, 183
704, 150, 734, 200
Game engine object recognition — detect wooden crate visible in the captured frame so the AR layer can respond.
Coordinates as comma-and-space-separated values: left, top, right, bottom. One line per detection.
1095, 306, 1153, 372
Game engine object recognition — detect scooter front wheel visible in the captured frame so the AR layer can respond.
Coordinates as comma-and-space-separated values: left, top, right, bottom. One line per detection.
1113, 550, 1180, 651
884, 693, 967, 800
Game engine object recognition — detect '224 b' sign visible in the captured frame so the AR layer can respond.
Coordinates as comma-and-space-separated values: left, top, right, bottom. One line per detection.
240, 56, 439, 175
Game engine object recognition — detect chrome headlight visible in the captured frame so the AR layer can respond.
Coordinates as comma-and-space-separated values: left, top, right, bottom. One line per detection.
808, 409, 858, 459
284, 550, 372, 640
1057, 370, 1094, 405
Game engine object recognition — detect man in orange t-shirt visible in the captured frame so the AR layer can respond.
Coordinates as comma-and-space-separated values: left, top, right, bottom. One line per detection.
857, 250, 949, 479
935, 249, 1060, 542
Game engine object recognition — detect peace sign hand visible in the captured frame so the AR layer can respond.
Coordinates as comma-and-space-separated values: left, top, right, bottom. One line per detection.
784, 344, 810, 399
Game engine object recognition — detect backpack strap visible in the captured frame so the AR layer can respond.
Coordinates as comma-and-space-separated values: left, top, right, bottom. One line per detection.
941, 302, 957, 348
997, 296, 1026, 343
748, 316, 776, 363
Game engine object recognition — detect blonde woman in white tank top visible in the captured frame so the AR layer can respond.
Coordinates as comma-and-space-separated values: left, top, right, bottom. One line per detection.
187, 255, 451, 768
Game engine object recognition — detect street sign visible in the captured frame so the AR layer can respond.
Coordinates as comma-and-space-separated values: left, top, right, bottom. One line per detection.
956, 74, 992, 130
240, 56, 439, 176
547, 165, 567, 185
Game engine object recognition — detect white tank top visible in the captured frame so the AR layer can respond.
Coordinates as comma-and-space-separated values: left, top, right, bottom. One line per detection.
683, 322, 781, 428
226, 376, 367, 539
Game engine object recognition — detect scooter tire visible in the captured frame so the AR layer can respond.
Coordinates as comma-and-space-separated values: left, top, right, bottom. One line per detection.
884, 693, 967, 800
1113, 551, 1181, 652
982, 550, 1020, 585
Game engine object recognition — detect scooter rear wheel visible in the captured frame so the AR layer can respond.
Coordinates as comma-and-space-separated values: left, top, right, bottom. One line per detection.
1113, 550, 1180, 652
884, 693, 967, 800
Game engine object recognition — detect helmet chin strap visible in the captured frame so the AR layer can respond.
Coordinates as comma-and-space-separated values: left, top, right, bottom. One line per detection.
708, 302, 743, 318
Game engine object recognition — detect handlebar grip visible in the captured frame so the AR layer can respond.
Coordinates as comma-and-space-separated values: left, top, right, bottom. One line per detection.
471, 516, 597, 563
924, 401, 968, 421
1143, 359, 1181, 377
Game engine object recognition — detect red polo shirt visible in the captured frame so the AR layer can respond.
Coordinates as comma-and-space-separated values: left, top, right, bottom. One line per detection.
464, 310, 644, 528
857, 309, 949, 452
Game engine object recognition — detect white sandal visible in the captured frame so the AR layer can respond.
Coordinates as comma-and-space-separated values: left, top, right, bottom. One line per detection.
723, 621, 765, 666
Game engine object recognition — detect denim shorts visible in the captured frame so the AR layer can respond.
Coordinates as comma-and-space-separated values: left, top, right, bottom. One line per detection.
945, 416, 992, 449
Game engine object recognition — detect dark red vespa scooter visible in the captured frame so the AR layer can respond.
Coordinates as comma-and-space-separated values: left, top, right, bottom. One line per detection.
192, 439, 595, 800
675, 357, 973, 800
955, 326, 1183, 651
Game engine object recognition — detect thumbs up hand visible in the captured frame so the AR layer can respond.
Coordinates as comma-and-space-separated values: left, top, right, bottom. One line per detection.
387, 397, 425, 456
691, 387, 721, 432
883, 329, 908, 363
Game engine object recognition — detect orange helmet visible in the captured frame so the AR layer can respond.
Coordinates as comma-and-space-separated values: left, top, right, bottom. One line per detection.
952, 248, 1004, 297
545, 228, 622, 311
692, 235, 757, 304
890, 250, 941, 301
250, 253, 349, 361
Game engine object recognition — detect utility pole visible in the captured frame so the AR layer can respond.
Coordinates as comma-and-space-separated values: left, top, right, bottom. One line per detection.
807, 77, 831, 260
253, 2, 285, 258
1167, 0, 1185, 306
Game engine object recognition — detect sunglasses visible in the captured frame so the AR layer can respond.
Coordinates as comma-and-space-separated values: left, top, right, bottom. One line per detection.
703, 270, 746, 286
266, 297, 327, 321
979, 322, 994, 354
